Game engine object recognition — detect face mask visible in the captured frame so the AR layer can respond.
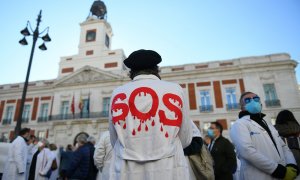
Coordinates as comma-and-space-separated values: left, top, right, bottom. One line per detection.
207, 129, 215, 138
245, 100, 262, 114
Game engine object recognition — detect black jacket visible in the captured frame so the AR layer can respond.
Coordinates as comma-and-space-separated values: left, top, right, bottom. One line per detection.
210, 135, 237, 180
86, 142, 98, 180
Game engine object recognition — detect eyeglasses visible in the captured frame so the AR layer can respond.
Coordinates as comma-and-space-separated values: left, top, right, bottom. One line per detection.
244, 96, 260, 104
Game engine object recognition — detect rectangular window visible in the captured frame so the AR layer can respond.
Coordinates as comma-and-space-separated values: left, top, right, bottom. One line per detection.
199, 90, 212, 112
86, 29, 96, 42
105, 34, 110, 48
226, 87, 239, 110
82, 99, 89, 118
38, 103, 49, 122
102, 97, 110, 117
263, 83, 280, 107
38, 131, 46, 140
3, 106, 14, 125
22, 104, 31, 123
61, 101, 69, 119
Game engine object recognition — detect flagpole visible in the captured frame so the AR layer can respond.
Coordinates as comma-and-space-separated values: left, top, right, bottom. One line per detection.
79, 92, 83, 118
71, 93, 75, 119
49, 96, 54, 120
88, 91, 90, 118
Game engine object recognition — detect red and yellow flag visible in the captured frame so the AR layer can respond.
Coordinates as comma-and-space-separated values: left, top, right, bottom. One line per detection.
78, 94, 83, 111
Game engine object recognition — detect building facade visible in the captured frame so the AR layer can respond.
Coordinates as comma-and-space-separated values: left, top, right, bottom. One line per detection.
0, 2, 299, 145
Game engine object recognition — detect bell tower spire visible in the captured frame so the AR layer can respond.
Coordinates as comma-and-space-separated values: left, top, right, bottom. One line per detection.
58, 0, 126, 78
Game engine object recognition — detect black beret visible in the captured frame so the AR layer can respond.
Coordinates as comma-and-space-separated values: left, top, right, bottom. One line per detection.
124, 49, 162, 70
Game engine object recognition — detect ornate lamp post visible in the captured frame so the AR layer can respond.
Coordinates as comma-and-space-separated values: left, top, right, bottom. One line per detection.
15, 10, 51, 137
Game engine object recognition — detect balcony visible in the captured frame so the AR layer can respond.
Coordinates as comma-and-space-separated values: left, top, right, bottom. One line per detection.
199, 105, 213, 112
226, 103, 240, 110
2, 119, 11, 125
38, 116, 48, 122
49, 111, 109, 121
22, 118, 29, 123
265, 99, 281, 107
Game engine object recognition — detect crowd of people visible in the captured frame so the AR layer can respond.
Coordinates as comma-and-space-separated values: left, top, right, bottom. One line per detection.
1, 49, 300, 180
1, 130, 113, 180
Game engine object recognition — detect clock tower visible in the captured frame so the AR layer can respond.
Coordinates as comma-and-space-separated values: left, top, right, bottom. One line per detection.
58, 0, 126, 78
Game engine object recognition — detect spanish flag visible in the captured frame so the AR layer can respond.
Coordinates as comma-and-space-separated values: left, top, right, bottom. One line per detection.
79, 94, 83, 111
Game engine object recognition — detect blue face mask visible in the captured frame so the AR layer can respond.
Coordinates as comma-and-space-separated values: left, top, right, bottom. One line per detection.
207, 129, 215, 138
245, 100, 262, 114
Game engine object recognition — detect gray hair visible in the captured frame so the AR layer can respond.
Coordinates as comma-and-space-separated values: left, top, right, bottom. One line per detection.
76, 134, 88, 144
87, 136, 96, 143
40, 138, 49, 147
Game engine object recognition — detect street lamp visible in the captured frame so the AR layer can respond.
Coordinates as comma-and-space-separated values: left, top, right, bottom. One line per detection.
15, 10, 51, 137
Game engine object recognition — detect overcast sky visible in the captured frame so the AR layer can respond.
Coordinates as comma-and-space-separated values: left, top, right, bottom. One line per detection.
0, 0, 299, 84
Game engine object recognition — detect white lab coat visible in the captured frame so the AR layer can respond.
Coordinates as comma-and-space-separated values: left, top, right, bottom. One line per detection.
109, 74, 193, 180
230, 115, 296, 180
2, 136, 28, 180
0, 143, 11, 175
94, 131, 113, 180
34, 148, 55, 180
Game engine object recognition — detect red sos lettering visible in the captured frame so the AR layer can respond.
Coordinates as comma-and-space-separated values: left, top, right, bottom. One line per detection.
129, 87, 159, 121
158, 93, 182, 127
111, 87, 183, 127
111, 93, 129, 124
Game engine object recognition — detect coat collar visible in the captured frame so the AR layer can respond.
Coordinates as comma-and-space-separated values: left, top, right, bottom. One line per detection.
241, 115, 266, 131
133, 74, 160, 81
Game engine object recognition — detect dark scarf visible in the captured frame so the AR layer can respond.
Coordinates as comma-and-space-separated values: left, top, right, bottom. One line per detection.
239, 111, 280, 156
21, 136, 28, 143
28, 150, 40, 180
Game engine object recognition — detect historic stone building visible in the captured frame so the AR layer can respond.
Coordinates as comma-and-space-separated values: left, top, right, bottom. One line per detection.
0, 1, 299, 145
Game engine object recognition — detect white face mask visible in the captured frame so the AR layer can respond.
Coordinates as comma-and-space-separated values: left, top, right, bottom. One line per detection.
37, 142, 44, 148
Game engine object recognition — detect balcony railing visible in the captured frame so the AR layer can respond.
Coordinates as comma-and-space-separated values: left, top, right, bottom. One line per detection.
199, 105, 213, 112
2, 119, 12, 125
49, 111, 109, 121
226, 103, 240, 110
22, 118, 29, 123
265, 99, 281, 107
38, 116, 48, 122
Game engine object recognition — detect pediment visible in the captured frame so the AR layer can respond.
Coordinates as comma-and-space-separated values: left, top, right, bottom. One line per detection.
54, 66, 124, 86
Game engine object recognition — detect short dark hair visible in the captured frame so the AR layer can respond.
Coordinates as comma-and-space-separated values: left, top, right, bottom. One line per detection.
211, 121, 223, 134
19, 128, 30, 136
129, 66, 161, 80
239, 91, 255, 106
66, 144, 73, 151
29, 135, 36, 140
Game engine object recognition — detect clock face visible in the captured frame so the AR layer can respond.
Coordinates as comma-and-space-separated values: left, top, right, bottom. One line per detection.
86, 30, 96, 42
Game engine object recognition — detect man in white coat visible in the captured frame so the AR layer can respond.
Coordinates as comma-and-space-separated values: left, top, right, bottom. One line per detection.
94, 131, 113, 180
109, 49, 193, 180
2, 128, 31, 180
34, 139, 55, 180
230, 91, 298, 180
